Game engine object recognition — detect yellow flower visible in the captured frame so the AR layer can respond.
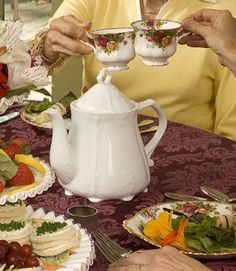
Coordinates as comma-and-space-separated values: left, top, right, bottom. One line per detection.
143, 210, 190, 251
161, 35, 172, 47
106, 41, 117, 51
143, 211, 173, 240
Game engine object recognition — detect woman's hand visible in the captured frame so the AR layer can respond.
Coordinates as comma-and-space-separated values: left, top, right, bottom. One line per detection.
179, 9, 236, 75
43, 15, 93, 61
107, 246, 212, 271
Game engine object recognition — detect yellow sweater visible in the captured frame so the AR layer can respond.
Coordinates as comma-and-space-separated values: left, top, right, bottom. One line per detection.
53, 0, 236, 140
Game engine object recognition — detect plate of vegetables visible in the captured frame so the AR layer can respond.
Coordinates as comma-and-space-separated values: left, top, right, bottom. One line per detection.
123, 201, 236, 259
20, 93, 76, 130
0, 203, 95, 271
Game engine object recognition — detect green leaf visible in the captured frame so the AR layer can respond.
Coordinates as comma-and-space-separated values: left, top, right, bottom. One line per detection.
24, 98, 54, 113
5, 84, 37, 98
20, 143, 31, 155
41, 251, 70, 266
59, 91, 76, 108
172, 216, 186, 230
200, 236, 213, 250
33, 88, 52, 97
0, 154, 18, 180
186, 238, 205, 252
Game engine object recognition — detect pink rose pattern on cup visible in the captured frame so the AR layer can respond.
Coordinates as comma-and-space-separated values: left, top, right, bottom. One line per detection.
139, 20, 176, 50
94, 33, 135, 54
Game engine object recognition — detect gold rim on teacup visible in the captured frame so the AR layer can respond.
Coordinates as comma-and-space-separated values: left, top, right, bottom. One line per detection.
131, 19, 182, 31
90, 27, 134, 35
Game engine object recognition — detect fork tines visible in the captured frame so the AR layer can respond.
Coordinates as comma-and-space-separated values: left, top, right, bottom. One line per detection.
92, 230, 131, 263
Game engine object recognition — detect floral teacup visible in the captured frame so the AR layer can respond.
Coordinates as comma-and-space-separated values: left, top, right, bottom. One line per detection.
131, 19, 182, 66
87, 27, 135, 71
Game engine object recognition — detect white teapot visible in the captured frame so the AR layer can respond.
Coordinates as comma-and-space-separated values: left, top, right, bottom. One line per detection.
47, 69, 167, 202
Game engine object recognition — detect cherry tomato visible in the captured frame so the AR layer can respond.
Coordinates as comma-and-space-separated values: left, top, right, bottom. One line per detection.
25, 256, 40, 267
20, 244, 33, 257
9, 241, 21, 254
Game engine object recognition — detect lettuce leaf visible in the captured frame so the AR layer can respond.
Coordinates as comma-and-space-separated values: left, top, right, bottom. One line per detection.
0, 153, 18, 180
182, 214, 236, 253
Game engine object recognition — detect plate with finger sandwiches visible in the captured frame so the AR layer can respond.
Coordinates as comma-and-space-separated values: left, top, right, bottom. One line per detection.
0, 200, 95, 271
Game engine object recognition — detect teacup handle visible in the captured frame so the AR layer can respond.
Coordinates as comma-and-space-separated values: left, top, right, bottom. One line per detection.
138, 99, 167, 166
79, 32, 98, 56
176, 30, 191, 44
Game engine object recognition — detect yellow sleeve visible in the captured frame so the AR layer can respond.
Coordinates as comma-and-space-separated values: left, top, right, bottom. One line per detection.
52, 0, 94, 22
214, 66, 236, 140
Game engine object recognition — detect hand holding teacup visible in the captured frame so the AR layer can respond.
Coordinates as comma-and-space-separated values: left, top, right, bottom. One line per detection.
44, 16, 186, 69
43, 15, 93, 61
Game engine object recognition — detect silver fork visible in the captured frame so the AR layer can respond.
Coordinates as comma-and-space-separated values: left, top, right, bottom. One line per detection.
92, 230, 132, 263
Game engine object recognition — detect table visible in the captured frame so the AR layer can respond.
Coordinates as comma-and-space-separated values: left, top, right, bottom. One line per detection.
1, 113, 236, 271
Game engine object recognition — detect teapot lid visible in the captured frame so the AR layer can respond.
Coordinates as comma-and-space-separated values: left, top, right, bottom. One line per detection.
75, 69, 135, 113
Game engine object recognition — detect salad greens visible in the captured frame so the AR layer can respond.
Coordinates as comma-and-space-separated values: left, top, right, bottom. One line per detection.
172, 214, 236, 253
24, 98, 54, 113
40, 251, 70, 266
24, 91, 77, 113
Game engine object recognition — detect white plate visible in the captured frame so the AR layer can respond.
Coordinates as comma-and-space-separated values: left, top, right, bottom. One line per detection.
0, 94, 28, 115
21, 109, 71, 130
0, 158, 55, 204
123, 201, 236, 259
26, 205, 96, 271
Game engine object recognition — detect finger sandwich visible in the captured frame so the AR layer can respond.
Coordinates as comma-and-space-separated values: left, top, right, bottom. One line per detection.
0, 220, 33, 245
0, 200, 27, 223
35, 103, 67, 124
31, 221, 81, 257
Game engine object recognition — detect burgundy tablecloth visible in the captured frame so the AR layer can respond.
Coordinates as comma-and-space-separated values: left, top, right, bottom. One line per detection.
0, 113, 236, 271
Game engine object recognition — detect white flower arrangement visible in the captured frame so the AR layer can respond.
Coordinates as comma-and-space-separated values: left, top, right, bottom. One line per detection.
0, 20, 50, 114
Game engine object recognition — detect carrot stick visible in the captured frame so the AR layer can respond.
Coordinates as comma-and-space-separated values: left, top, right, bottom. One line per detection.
158, 230, 178, 246
42, 262, 64, 271
178, 219, 188, 235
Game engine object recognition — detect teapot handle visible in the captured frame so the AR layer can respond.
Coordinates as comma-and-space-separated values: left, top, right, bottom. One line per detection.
138, 99, 167, 166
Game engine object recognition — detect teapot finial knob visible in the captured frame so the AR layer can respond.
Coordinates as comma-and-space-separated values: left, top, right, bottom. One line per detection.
96, 68, 112, 84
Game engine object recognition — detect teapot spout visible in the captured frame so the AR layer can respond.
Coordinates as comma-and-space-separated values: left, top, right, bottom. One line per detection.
46, 108, 76, 184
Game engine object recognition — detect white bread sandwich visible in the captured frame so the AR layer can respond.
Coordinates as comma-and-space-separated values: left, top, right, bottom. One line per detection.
0, 200, 27, 223
35, 103, 67, 124
0, 220, 33, 245
31, 220, 81, 257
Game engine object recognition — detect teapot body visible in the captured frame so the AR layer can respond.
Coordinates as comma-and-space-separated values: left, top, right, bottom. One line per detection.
48, 69, 167, 202
62, 101, 150, 202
